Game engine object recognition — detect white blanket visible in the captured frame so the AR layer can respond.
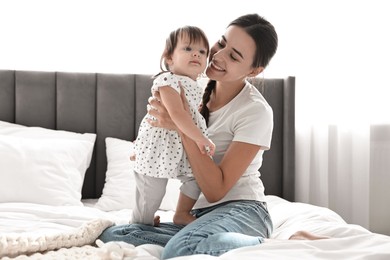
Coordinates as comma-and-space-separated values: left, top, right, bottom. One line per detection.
0, 203, 115, 258
1, 196, 390, 260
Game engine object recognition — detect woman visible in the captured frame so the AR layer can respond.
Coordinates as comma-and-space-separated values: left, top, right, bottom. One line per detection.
99, 13, 323, 259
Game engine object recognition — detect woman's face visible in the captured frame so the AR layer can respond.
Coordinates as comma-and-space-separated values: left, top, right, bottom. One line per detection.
206, 25, 257, 83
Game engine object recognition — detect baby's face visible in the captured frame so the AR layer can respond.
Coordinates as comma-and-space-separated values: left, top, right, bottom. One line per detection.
168, 35, 208, 81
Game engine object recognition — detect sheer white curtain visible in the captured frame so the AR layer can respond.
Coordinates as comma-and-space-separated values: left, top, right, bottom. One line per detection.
296, 124, 390, 235
291, 1, 390, 235
1, 0, 389, 235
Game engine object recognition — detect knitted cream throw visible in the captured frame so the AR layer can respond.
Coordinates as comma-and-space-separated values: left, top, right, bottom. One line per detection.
0, 218, 114, 259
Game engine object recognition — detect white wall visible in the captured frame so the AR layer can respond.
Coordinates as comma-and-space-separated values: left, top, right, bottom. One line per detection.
2, 0, 389, 123
0, 0, 288, 75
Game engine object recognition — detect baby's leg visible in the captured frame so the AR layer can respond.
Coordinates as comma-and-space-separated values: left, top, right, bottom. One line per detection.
174, 176, 200, 225
174, 192, 197, 225
132, 172, 167, 226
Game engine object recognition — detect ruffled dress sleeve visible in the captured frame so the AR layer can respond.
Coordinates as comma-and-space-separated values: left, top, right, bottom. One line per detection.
152, 72, 181, 94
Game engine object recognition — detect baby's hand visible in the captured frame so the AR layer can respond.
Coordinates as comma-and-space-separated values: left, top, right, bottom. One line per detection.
198, 138, 215, 157
205, 144, 215, 157
129, 140, 136, 161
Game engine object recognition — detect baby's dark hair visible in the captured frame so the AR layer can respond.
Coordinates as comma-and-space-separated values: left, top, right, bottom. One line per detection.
160, 26, 210, 72
200, 14, 278, 125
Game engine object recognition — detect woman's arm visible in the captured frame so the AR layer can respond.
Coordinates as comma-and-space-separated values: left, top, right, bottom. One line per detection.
148, 91, 261, 202
180, 134, 261, 202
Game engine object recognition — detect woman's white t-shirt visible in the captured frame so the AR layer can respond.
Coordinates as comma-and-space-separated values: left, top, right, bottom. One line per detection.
193, 81, 273, 209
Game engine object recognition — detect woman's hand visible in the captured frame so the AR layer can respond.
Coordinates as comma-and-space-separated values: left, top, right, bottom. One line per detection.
147, 84, 190, 130
147, 92, 177, 130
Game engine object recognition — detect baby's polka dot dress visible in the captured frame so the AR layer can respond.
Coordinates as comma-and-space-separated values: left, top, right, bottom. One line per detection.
134, 72, 208, 178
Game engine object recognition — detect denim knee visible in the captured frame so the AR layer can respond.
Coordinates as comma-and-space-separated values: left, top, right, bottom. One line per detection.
98, 226, 118, 243
161, 233, 191, 259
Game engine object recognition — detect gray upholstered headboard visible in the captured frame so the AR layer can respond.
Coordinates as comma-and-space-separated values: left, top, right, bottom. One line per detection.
0, 70, 295, 202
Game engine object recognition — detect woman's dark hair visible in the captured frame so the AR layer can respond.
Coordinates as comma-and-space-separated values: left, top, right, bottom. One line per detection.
230, 13, 278, 68
200, 14, 278, 125
159, 26, 210, 73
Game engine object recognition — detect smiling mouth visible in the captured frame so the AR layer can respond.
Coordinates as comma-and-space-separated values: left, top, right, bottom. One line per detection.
210, 61, 225, 72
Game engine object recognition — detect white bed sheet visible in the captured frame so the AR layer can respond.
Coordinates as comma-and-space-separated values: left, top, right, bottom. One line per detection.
1, 196, 389, 260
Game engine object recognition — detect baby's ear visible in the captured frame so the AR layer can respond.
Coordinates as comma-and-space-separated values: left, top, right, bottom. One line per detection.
248, 67, 264, 78
166, 56, 174, 66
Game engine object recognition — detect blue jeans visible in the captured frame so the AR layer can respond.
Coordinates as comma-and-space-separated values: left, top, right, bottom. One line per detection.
98, 200, 272, 259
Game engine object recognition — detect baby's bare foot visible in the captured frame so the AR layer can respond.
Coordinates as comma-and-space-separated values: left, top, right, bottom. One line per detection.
154, 215, 160, 226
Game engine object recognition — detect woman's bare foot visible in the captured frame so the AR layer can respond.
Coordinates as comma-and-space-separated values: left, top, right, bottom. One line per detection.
289, 230, 330, 240
173, 211, 196, 225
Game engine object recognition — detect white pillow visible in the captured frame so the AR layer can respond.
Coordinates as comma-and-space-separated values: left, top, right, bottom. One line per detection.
0, 121, 96, 204
95, 137, 136, 211
0, 135, 95, 206
0, 121, 95, 170
95, 137, 181, 211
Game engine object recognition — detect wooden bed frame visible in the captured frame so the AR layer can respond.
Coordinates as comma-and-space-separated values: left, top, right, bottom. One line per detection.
0, 69, 295, 201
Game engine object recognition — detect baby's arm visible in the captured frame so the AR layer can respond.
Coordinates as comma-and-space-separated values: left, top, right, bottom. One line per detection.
159, 86, 215, 156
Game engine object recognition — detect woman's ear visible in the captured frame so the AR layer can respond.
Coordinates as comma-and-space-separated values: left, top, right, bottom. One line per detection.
248, 67, 264, 77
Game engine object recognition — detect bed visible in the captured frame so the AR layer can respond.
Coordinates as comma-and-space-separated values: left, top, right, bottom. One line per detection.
1, 69, 389, 259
